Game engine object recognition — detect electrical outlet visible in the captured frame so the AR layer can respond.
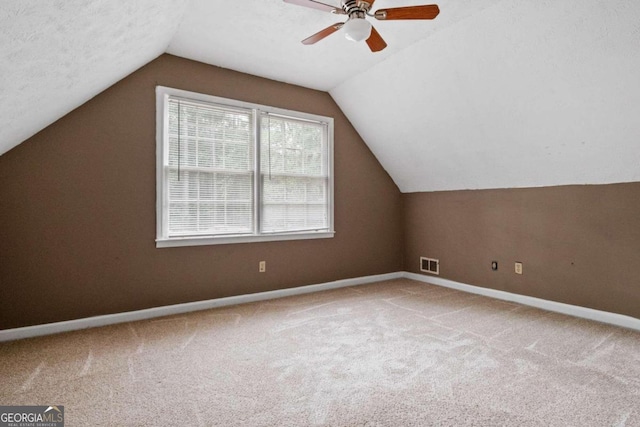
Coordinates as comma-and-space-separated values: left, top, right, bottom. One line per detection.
259, 261, 266, 273
515, 262, 523, 275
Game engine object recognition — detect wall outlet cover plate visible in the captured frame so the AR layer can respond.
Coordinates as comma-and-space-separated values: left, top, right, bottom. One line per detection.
515, 262, 523, 275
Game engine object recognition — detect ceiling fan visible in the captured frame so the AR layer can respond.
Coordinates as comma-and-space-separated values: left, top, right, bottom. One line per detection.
283, 0, 440, 52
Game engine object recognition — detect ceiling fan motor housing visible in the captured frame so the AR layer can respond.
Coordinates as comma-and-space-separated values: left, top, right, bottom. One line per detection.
342, 0, 369, 18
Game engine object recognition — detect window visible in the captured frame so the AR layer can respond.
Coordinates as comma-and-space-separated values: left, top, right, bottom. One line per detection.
156, 86, 334, 247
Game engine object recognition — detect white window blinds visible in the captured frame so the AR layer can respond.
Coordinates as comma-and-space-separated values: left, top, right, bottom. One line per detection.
166, 99, 254, 237
260, 114, 329, 233
157, 86, 334, 247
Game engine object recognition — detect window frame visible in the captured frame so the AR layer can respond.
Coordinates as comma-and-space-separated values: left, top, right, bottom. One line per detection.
155, 86, 335, 248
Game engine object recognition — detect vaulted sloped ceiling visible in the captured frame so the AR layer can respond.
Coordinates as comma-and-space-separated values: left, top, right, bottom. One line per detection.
2, 0, 639, 192
0, 0, 188, 155
332, 1, 640, 191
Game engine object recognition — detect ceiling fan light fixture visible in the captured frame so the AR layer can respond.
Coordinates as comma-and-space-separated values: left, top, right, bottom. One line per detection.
343, 18, 372, 42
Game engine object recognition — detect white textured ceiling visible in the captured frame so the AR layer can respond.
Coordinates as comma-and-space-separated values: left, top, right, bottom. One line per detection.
166, 0, 498, 91
332, 0, 640, 191
3, 0, 640, 192
0, 0, 188, 155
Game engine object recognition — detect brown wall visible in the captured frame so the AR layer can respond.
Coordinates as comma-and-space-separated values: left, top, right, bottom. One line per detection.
2, 54, 638, 330
0, 54, 403, 329
403, 183, 640, 319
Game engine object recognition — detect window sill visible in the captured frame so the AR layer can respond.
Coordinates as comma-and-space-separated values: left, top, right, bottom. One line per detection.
156, 231, 335, 248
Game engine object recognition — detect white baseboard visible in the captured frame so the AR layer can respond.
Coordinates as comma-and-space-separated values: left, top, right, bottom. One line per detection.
0, 272, 403, 342
403, 272, 640, 332
2, 270, 638, 342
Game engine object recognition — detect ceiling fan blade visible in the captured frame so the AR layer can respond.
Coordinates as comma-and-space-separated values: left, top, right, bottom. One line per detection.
284, 0, 345, 14
374, 5, 440, 20
302, 23, 344, 45
366, 26, 387, 52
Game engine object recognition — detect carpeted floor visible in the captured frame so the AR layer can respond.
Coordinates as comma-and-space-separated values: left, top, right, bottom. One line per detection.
1, 278, 639, 426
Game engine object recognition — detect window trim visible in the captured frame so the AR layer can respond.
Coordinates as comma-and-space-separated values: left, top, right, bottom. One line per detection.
155, 86, 335, 248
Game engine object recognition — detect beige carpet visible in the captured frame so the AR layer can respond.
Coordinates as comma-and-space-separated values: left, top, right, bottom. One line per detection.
1, 278, 639, 426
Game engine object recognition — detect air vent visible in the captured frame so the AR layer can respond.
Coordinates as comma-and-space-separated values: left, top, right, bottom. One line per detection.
420, 257, 439, 275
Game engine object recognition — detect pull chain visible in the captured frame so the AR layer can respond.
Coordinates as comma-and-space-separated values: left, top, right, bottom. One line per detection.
177, 100, 182, 181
